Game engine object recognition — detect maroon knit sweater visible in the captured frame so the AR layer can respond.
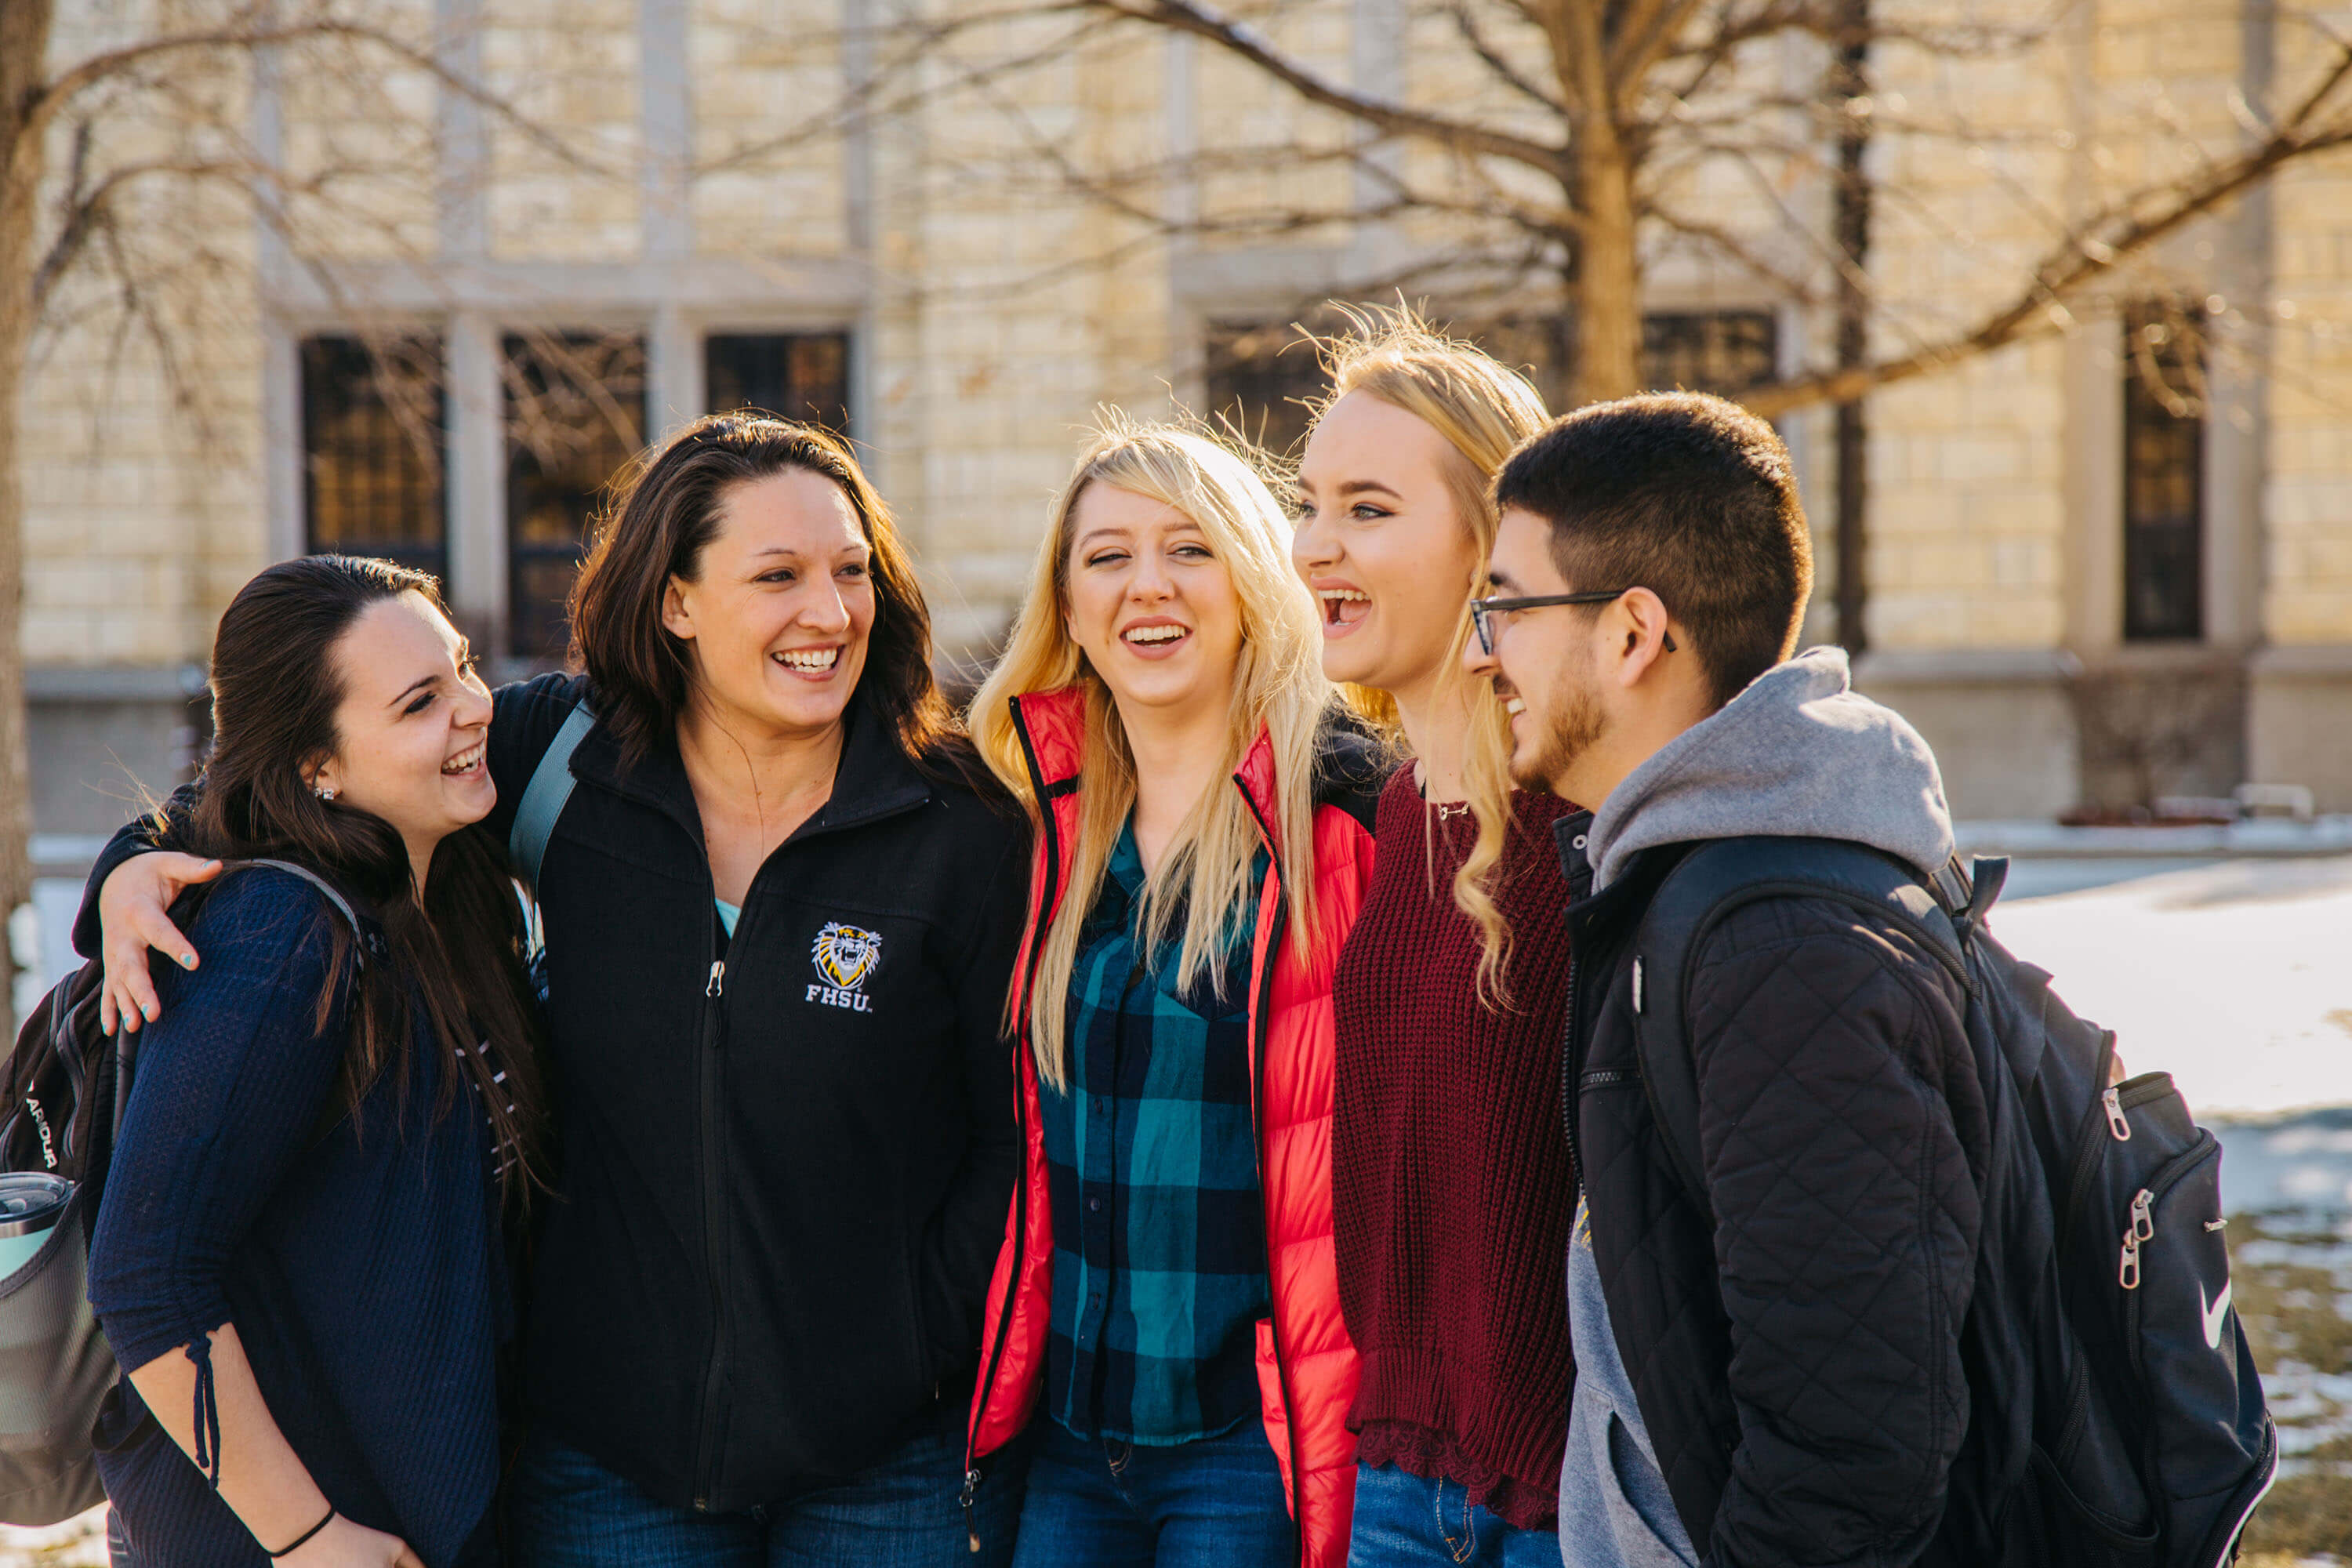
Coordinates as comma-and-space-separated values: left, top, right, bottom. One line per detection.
1332, 769, 1579, 1530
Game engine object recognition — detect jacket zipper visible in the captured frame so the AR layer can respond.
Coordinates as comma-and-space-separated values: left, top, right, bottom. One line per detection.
1247, 877, 1308, 1546
559, 741, 934, 1514
962, 698, 1062, 1548
689, 938, 730, 1508
1227, 774, 1307, 1547
1559, 955, 1584, 1195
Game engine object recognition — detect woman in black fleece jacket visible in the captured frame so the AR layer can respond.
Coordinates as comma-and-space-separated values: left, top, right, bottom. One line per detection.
85, 417, 1032, 1566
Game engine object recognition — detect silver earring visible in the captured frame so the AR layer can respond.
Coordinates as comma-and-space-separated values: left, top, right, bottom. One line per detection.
314, 784, 336, 802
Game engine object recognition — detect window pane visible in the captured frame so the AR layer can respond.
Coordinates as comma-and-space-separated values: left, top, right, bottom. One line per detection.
1396, 310, 1779, 408
300, 335, 446, 581
1204, 315, 1347, 459
1641, 311, 1778, 394
1200, 307, 1779, 463
706, 332, 852, 434
504, 332, 648, 660
2122, 307, 2204, 642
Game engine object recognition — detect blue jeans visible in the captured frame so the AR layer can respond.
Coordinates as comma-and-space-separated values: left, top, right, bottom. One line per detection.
1347, 1462, 1562, 1568
510, 1406, 1025, 1568
1010, 1415, 1294, 1568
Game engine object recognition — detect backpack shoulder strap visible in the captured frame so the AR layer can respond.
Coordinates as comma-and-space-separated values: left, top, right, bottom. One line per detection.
509, 700, 597, 887
1629, 836, 1972, 1230
233, 858, 388, 967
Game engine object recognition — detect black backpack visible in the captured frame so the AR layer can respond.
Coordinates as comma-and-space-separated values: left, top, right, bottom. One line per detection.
1632, 837, 2277, 1568
0, 859, 381, 1525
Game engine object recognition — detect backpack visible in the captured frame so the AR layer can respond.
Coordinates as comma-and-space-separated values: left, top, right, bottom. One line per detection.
0, 859, 381, 1526
1630, 837, 2278, 1568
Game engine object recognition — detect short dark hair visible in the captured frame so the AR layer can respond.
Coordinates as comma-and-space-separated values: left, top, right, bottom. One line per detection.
1494, 391, 1813, 710
570, 412, 956, 772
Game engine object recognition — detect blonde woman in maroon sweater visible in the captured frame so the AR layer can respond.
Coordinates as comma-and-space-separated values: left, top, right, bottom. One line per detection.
1290, 311, 1577, 1566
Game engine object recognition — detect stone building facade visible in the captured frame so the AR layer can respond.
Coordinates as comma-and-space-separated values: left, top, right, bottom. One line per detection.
20, 0, 2352, 876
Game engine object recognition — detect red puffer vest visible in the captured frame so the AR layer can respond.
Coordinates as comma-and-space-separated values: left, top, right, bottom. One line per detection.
963, 686, 1384, 1567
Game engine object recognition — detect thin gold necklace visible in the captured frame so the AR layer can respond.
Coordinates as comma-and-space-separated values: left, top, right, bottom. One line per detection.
1415, 769, 1471, 820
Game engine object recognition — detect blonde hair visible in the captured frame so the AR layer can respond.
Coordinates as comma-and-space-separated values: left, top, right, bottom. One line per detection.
1305, 306, 1549, 1004
971, 416, 1334, 1090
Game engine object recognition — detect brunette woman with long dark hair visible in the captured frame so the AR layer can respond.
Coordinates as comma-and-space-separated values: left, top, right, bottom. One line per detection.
85, 556, 547, 1567
86, 416, 1032, 1566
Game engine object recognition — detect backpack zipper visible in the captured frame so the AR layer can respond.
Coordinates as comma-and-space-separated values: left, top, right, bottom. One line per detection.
2121, 1131, 2221, 1373
2118, 1188, 2154, 1289
2056, 1072, 2175, 1258
2205, 1429, 2280, 1568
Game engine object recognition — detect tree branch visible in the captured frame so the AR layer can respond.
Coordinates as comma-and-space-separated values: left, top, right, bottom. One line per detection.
32, 13, 608, 180
1446, 1, 1568, 114
1080, 0, 1570, 172
1748, 55, 2352, 415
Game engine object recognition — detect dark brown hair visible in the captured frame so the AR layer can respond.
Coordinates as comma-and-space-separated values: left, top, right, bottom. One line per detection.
569, 412, 960, 774
183, 555, 547, 1203
1494, 391, 1813, 710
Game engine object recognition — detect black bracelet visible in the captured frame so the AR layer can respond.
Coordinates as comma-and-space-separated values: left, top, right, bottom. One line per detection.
267, 1504, 336, 1558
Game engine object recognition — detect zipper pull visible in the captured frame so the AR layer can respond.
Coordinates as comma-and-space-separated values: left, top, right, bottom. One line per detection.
960, 1468, 982, 1553
2129, 1188, 2155, 1243
706, 960, 726, 998
2103, 1086, 2132, 1141
2119, 1227, 2141, 1290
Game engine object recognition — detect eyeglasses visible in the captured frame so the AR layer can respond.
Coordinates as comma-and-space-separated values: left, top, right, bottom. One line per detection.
1468, 589, 1679, 656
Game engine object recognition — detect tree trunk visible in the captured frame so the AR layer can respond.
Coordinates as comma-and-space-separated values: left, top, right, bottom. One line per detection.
0, 0, 56, 1025
1571, 128, 1642, 406
1831, 0, 1871, 652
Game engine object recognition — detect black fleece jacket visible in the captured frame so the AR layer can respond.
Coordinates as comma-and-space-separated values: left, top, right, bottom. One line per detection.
78, 673, 1029, 1513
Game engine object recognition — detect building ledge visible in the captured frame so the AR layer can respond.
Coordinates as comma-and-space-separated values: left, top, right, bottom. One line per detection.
26, 664, 207, 701
1956, 817, 2352, 858
2251, 644, 2352, 677
1850, 648, 2079, 684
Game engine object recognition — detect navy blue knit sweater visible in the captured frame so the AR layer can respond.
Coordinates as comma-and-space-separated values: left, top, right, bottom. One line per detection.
85, 867, 506, 1568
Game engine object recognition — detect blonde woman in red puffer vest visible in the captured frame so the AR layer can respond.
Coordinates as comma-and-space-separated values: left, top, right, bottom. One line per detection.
963, 418, 1384, 1568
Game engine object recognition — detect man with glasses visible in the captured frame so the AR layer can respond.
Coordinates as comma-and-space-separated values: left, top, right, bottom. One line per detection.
1464, 394, 1984, 1568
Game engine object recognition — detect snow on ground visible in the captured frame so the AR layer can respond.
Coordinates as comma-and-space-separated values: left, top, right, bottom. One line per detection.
1992, 854, 2352, 1121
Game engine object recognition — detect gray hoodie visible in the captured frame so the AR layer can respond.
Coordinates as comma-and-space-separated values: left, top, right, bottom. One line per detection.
1583, 645, 1955, 894
1556, 646, 1955, 1568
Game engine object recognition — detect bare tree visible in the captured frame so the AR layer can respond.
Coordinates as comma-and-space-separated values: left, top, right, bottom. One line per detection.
815, 0, 2352, 412
1, 0, 601, 1014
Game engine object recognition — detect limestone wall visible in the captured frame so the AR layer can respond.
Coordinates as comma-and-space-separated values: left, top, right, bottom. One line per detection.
15, 0, 2352, 820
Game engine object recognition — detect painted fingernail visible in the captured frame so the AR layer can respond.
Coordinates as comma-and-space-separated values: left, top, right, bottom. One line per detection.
180, 953, 196, 968
142, 1004, 157, 1022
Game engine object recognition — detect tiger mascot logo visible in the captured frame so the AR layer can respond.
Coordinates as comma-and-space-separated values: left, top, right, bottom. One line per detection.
808, 921, 883, 1011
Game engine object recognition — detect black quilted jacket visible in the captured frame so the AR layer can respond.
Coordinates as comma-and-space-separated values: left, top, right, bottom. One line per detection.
1555, 813, 1988, 1568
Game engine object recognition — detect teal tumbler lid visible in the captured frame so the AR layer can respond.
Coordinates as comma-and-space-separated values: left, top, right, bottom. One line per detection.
0, 1172, 73, 1240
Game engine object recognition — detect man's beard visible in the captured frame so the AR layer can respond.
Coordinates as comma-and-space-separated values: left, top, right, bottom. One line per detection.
1511, 650, 1606, 796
